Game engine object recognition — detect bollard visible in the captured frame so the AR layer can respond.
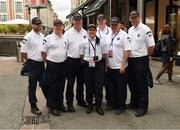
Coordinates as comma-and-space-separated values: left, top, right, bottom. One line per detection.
17, 46, 22, 62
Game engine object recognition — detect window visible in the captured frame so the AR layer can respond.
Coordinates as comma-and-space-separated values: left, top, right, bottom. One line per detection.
16, 15, 23, 19
0, 2, 7, 13
0, 15, 7, 21
145, 0, 155, 34
15, 2, 22, 13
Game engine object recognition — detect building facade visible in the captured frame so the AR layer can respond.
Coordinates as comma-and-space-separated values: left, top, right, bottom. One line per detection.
29, 0, 55, 27
0, 0, 29, 21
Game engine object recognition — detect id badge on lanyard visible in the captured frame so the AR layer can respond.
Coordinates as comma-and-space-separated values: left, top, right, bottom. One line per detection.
108, 30, 119, 58
89, 59, 95, 67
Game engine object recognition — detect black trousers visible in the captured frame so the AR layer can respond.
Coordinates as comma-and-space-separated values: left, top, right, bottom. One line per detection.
104, 62, 111, 104
66, 57, 85, 106
128, 56, 149, 110
84, 60, 105, 105
46, 60, 66, 109
28, 59, 45, 107
107, 68, 127, 109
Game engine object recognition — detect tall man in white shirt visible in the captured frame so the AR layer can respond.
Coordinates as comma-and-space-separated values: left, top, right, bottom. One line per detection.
96, 14, 112, 105
64, 13, 87, 112
41, 19, 67, 116
21, 17, 45, 115
128, 10, 155, 117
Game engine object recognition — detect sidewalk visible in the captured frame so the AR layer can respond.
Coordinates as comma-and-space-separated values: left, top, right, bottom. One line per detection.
0, 57, 180, 129
150, 59, 180, 75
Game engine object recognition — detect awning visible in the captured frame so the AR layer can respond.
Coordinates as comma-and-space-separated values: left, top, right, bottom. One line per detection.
66, 0, 95, 18
83, 0, 108, 16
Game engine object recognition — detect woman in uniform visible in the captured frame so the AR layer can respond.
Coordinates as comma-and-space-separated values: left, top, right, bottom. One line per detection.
80, 24, 107, 115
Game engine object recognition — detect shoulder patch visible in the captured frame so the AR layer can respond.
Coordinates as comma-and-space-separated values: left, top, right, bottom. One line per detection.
43, 39, 47, 42
22, 39, 27, 44
146, 31, 152, 35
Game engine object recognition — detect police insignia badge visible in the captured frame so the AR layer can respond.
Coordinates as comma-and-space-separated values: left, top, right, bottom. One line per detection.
117, 37, 120, 40
137, 34, 140, 37
83, 35, 86, 39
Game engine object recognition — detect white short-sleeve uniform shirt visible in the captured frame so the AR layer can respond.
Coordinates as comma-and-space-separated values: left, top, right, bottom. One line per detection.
128, 23, 155, 58
107, 29, 131, 69
79, 35, 107, 62
64, 27, 87, 58
21, 30, 44, 61
41, 33, 67, 63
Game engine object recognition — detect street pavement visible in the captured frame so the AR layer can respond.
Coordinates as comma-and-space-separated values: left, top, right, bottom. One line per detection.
0, 57, 180, 129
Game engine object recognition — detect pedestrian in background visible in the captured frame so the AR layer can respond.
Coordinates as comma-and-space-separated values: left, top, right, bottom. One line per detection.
96, 14, 112, 106
154, 24, 176, 84
80, 24, 107, 115
128, 10, 155, 117
106, 17, 131, 114
21, 17, 45, 115
41, 19, 67, 116
64, 13, 87, 112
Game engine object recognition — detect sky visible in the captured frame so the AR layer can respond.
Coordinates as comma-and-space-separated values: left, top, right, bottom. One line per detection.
49, 0, 71, 21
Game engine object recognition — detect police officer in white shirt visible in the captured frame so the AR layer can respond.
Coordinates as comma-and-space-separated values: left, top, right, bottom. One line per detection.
41, 19, 67, 116
96, 14, 112, 105
64, 13, 87, 112
106, 17, 131, 114
128, 10, 155, 117
21, 17, 45, 115
80, 24, 107, 115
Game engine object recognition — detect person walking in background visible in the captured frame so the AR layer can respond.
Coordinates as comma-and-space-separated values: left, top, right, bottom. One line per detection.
41, 19, 67, 116
154, 24, 176, 84
106, 17, 131, 114
21, 17, 45, 115
64, 13, 87, 112
96, 14, 112, 106
80, 24, 107, 115
128, 10, 155, 117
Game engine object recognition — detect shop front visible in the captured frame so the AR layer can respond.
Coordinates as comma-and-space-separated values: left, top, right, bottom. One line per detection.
144, 0, 180, 65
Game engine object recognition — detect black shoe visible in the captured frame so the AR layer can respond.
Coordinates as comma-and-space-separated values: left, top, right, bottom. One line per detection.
31, 107, 42, 115
58, 105, 67, 112
77, 101, 88, 107
96, 105, 104, 116
115, 108, 126, 115
135, 108, 147, 117
67, 106, 75, 112
86, 105, 93, 114
49, 108, 61, 116
126, 103, 137, 110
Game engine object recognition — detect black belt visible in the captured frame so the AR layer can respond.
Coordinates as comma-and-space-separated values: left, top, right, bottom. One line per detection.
67, 57, 81, 61
28, 59, 44, 64
47, 60, 65, 64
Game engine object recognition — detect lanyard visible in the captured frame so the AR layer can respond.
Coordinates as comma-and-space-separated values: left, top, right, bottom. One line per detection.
110, 30, 120, 47
98, 27, 109, 39
88, 38, 96, 56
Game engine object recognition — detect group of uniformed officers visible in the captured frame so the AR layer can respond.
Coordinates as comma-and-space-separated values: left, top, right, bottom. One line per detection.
21, 10, 155, 117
